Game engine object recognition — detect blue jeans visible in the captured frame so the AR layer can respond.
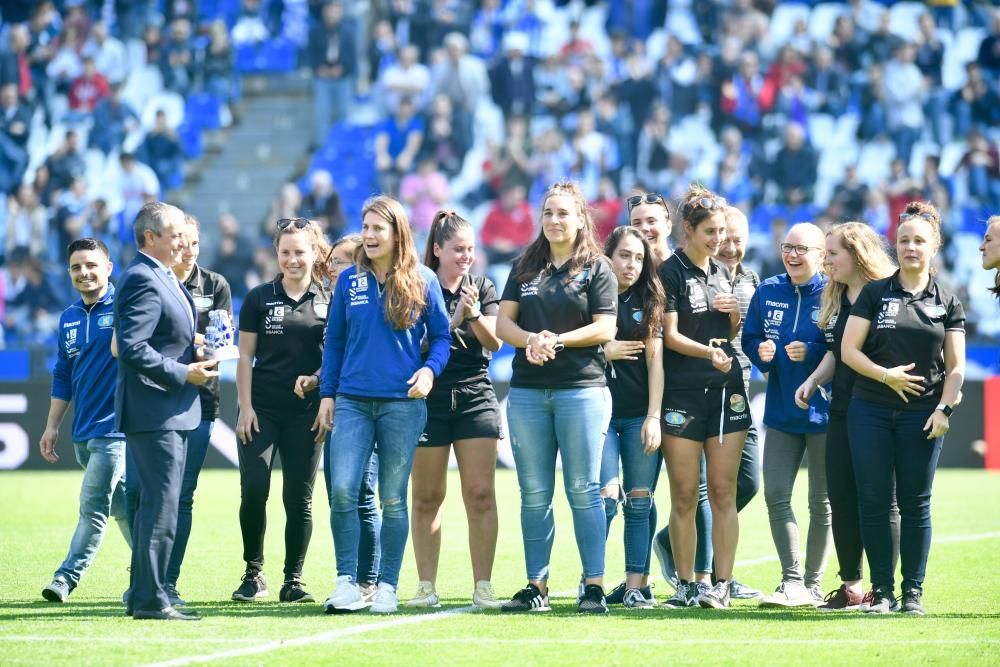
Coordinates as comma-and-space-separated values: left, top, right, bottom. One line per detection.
325, 442, 382, 585
166, 419, 212, 587
601, 416, 662, 575
848, 398, 943, 591
312, 77, 352, 145
54, 438, 129, 587
507, 387, 610, 581
328, 397, 426, 587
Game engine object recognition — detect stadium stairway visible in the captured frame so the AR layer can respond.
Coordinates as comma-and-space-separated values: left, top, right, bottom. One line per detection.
177, 75, 313, 262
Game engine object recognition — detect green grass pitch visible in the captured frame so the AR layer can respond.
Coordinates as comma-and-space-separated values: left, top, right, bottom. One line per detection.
1, 468, 999, 666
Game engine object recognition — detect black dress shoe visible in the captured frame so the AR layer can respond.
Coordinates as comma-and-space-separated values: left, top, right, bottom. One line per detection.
133, 606, 201, 621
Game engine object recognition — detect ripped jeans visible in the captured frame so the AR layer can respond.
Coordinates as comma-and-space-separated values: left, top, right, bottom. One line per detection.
328, 396, 426, 588
601, 416, 662, 575
507, 387, 610, 581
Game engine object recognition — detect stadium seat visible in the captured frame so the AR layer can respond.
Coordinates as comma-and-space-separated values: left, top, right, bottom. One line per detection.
888, 2, 927, 40
666, 7, 703, 46
808, 3, 849, 42
856, 140, 895, 187
141, 91, 186, 129
767, 4, 811, 51
185, 93, 222, 131
942, 27, 986, 91
939, 140, 967, 177
808, 113, 836, 151
121, 64, 164, 113
178, 122, 203, 160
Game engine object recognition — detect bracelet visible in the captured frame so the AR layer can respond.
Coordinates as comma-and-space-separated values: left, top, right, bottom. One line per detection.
645, 414, 660, 420
879, 370, 888, 384
466, 312, 481, 322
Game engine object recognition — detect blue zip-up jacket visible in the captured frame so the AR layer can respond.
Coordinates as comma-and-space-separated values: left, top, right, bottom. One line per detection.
320, 265, 451, 399
743, 272, 829, 433
52, 285, 124, 442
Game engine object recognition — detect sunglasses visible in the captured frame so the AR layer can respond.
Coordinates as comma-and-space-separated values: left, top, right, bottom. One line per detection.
898, 211, 936, 223
780, 243, 822, 255
627, 193, 666, 212
686, 196, 723, 212
277, 217, 310, 230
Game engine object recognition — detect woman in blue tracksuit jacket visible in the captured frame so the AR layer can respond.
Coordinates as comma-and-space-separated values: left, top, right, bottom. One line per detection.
743, 222, 832, 609
316, 195, 451, 615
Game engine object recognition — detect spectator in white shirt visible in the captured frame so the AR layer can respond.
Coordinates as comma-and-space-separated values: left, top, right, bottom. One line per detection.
882, 43, 925, 166
86, 21, 127, 85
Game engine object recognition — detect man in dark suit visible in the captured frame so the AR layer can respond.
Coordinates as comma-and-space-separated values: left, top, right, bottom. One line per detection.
115, 201, 218, 621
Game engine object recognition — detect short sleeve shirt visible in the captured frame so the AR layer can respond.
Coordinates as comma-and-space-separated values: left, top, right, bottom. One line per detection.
435, 274, 500, 388
501, 257, 618, 389
239, 276, 329, 413
730, 264, 760, 391
850, 272, 965, 411
823, 292, 855, 417
607, 287, 656, 419
660, 250, 744, 390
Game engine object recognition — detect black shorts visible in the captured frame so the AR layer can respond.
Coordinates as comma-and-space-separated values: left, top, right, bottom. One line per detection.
419, 381, 503, 446
661, 385, 752, 442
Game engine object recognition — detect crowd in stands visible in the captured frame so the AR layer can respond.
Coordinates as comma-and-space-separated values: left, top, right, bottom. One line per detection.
3, 1, 1000, 370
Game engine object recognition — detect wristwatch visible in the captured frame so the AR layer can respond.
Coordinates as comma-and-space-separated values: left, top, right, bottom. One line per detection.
466, 311, 481, 322
553, 335, 565, 352
935, 403, 953, 417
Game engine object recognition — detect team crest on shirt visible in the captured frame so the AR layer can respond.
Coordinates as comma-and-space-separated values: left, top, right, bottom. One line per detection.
572, 268, 591, 283
632, 308, 643, 323
810, 308, 820, 323
876, 298, 901, 330
194, 296, 213, 311
686, 279, 708, 313
924, 304, 946, 319
64, 327, 79, 357
97, 314, 114, 328
520, 275, 542, 297
729, 394, 747, 414
265, 304, 286, 333
348, 274, 370, 306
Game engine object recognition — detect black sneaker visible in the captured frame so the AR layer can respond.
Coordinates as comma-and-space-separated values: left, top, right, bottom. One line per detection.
231, 570, 269, 602
605, 581, 627, 604
501, 584, 550, 612
901, 588, 925, 616
862, 585, 898, 614
664, 580, 696, 608
279, 579, 315, 603
577, 584, 608, 614
699, 580, 731, 609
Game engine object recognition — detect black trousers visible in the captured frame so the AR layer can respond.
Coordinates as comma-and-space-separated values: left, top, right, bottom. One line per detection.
237, 405, 322, 579
126, 429, 187, 613
827, 412, 900, 583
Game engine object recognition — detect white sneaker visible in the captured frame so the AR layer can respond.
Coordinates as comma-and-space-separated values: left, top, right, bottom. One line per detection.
359, 582, 378, 604
323, 575, 367, 614
370, 582, 399, 614
403, 580, 440, 608
473, 581, 502, 610
759, 581, 816, 608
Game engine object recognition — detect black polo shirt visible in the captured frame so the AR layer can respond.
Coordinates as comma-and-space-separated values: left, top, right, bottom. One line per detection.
731, 263, 760, 392
501, 257, 618, 389
436, 273, 500, 388
607, 287, 657, 419
824, 292, 855, 417
239, 275, 330, 413
850, 272, 965, 411
183, 264, 232, 420
660, 250, 744, 390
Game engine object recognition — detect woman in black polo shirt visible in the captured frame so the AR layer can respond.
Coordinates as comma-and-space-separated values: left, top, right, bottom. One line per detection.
842, 202, 966, 615
981, 216, 1000, 297
232, 218, 332, 604
599, 226, 664, 609
405, 211, 503, 611
794, 222, 899, 611
659, 185, 749, 610
496, 181, 618, 614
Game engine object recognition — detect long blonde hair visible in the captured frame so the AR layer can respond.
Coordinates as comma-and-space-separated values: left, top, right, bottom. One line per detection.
818, 222, 896, 330
358, 195, 427, 330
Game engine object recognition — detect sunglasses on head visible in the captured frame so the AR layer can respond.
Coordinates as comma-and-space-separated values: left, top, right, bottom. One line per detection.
686, 196, 723, 212
277, 217, 310, 230
627, 193, 666, 212
898, 211, 935, 223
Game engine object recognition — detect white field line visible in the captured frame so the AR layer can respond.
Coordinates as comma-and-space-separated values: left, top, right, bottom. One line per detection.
317, 638, 999, 646
0, 637, 244, 644
7, 531, 995, 665
135, 605, 477, 667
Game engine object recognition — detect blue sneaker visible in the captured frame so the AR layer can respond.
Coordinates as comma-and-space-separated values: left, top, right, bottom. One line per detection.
652, 528, 679, 591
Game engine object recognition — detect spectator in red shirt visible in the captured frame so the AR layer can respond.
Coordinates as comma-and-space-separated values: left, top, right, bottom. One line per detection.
480, 182, 533, 264
69, 57, 109, 113
590, 177, 622, 243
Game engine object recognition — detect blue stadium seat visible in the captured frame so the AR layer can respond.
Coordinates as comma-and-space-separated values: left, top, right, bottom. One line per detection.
178, 122, 203, 159
185, 93, 222, 131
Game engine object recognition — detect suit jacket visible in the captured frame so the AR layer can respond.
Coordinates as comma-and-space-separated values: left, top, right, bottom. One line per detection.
114, 252, 200, 433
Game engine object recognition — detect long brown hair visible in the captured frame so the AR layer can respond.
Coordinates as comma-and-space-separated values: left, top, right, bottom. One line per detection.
359, 195, 427, 330
510, 181, 603, 284
423, 210, 473, 271
273, 217, 334, 284
604, 226, 665, 341
818, 222, 896, 330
